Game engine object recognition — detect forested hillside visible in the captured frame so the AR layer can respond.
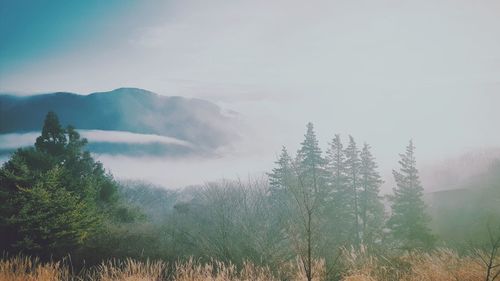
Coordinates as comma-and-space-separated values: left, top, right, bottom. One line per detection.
0, 112, 499, 280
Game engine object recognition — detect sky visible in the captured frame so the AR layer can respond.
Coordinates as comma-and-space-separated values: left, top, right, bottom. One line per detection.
1, 0, 500, 190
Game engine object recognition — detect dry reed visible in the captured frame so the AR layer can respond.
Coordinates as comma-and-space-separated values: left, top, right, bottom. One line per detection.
0, 248, 496, 281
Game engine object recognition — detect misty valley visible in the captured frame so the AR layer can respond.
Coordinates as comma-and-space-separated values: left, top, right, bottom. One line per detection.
2, 1, 500, 280
0, 92, 499, 280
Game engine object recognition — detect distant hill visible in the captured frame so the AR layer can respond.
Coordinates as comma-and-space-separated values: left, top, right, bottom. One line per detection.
0, 88, 238, 155
425, 159, 500, 245
420, 147, 500, 192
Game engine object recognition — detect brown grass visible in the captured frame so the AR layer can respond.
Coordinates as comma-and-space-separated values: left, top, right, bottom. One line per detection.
0, 249, 496, 281
0, 256, 69, 281
90, 259, 166, 281
340, 246, 496, 281
173, 258, 279, 281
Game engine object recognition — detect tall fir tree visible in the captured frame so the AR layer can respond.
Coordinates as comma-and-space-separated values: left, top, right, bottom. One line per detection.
267, 146, 296, 229
387, 140, 434, 250
325, 134, 353, 242
294, 122, 328, 281
359, 143, 384, 244
326, 134, 348, 197
268, 146, 294, 196
344, 135, 361, 245
295, 123, 329, 207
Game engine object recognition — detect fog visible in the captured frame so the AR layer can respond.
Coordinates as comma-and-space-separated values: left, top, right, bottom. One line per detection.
1, 0, 500, 190
0, 130, 193, 148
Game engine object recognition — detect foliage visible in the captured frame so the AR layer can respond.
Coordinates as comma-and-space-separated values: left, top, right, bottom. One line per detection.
0, 111, 120, 259
387, 140, 434, 250
8, 167, 100, 258
358, 143, 384, 245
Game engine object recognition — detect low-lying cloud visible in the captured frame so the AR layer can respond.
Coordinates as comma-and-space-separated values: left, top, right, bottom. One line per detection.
0, 130, 193, 150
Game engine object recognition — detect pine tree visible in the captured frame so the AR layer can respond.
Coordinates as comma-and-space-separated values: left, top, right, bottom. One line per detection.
35, 111, 67, 157
268, 146, 294, 197
326, 134, 348, 197
387, 140, 434, 250
296, 123, 328, 191
291, 122, 328, 281
0, 111, 121, 258
359, 143, 384, 244
344, 135, 361, 245
325, 134, 353, 242
9, 167, 100, 259
267, 146, 295, 236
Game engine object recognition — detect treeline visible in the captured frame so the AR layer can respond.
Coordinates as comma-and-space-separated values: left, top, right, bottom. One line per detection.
1, 113, 499, 279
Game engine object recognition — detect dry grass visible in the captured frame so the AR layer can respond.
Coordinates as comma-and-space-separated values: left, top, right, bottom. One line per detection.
340, 246, 497, 281
0, 255, 69, 281
173, 258, 279, 281
0, 249, 496, 281
90, 259, 166, 281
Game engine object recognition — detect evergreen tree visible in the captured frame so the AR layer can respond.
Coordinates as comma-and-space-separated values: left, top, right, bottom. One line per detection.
35, 111, 67, 158
296, 123, 328, 190
326, 134, 348, 197
8, 167, 100, 259
359, 143, 384, 244
267, 146, 295, 246
344, 135, 361, 245
387, 140, 434, 250
291, 123, 328, 281
325, 134, 352, 242
268, 146, 294, 198
0, 111, 120, 258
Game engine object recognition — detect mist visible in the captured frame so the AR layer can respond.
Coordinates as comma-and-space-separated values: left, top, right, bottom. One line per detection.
2, 1, 500, 279
2, 0, 500, 192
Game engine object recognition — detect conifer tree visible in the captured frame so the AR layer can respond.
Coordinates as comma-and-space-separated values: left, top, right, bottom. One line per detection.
325, 134, 352, 241
344, 135, 361, 245
387, 140, 434, 249
35, 111, 67, 157
359, 143, 384, 244
268, 146, 294, 198
326, 134, 347, 196
9, 167, 99, 258
267, 146, 295, 235
0, 111, 121, 258
283, 123, 327, 281
296, 123, 328, 191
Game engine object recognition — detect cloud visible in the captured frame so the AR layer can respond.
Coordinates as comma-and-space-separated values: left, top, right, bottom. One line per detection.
81, 130, 193, 147
0, 130, 193, 150
1, 0, 500, 189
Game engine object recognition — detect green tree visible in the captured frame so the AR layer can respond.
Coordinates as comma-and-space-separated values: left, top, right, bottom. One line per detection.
0, 111, 120, 258
325, 134, 352, 245
35, 111, 67, 158
359, 143, 384, 245
292, 123, 328, 281
344, 135, 361, 246
8, 167, 100, 258
387, 140, 434, 250
268, 146, 294, 201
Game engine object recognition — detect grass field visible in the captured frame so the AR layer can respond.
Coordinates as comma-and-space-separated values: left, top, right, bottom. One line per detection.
1, 247, 497, 281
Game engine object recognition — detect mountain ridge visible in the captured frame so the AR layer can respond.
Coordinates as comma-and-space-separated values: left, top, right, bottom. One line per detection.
0, 88, 238, 154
